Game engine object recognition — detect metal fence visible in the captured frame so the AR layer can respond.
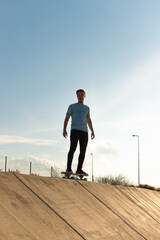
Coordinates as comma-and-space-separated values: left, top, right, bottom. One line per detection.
0, 156, 60, 177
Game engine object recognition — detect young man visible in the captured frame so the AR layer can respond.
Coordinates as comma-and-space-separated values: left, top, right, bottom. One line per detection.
63, 89, 95, 174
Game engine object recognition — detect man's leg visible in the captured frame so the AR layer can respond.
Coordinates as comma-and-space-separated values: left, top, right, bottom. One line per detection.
77, 131, 88, 171
67, 130, 79, 171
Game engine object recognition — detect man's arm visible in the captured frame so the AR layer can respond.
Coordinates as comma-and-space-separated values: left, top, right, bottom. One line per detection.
87, 117, 95, 139
63, 115, 70, 138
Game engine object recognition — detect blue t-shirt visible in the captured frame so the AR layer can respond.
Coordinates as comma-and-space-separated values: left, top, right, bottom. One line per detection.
66, 103, 90, 132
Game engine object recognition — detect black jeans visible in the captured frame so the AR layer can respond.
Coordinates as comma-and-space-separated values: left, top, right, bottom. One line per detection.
67, 130, 88, 171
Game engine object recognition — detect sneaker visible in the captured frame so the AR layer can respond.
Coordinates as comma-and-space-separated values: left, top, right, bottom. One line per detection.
76, 170, 88, 175
66, 169, 73, 174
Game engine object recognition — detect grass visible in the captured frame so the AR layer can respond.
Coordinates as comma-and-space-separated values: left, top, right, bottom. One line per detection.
8, 169, 21, 174
96, 175, 160, 191
96, 174, 134, 186
138, 184, 158, 191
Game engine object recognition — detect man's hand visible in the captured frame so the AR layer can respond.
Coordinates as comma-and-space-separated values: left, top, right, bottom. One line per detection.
87, 117, 95, 140
63, 130, 68, 138
63, 115, 70, 138
91, 131, 95, 140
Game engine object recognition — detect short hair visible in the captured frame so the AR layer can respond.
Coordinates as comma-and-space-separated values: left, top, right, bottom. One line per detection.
76, 89, 86, 97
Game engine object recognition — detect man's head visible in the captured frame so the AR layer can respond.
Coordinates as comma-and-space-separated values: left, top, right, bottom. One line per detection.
76, 89, 86, 104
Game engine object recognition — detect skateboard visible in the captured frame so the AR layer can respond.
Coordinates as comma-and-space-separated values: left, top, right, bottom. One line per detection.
61, 172, 88, 181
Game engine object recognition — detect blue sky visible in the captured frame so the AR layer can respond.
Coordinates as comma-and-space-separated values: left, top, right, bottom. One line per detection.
0, 0, 160, 186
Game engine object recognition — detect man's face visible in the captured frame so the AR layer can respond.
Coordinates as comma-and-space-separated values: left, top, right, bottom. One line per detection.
77, 92, 85, 103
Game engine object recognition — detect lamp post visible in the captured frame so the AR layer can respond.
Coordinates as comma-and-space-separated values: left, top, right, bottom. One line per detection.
132, 135, 140, 185
90, 153, 94, 182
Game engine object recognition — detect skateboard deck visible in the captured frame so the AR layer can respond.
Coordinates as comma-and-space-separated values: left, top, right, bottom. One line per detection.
61, 172, 88, 180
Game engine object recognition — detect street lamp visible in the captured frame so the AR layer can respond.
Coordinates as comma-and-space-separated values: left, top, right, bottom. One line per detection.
132, 135, 140, 185
90, 153, 94, 182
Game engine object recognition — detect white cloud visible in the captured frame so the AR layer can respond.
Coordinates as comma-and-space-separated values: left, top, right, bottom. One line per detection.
24, 127, 61, 135
0, 135, 58, 146
26, 155, 57, 168
89, 139, 121, 156
86, 140, 121, 176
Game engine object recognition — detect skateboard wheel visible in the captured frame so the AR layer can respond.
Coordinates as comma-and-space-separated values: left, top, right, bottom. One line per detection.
84, 178, 87, 181
71, 176, 75, 179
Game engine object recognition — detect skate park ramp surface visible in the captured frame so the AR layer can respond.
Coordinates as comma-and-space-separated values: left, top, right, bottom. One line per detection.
0, 173, 160, 240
